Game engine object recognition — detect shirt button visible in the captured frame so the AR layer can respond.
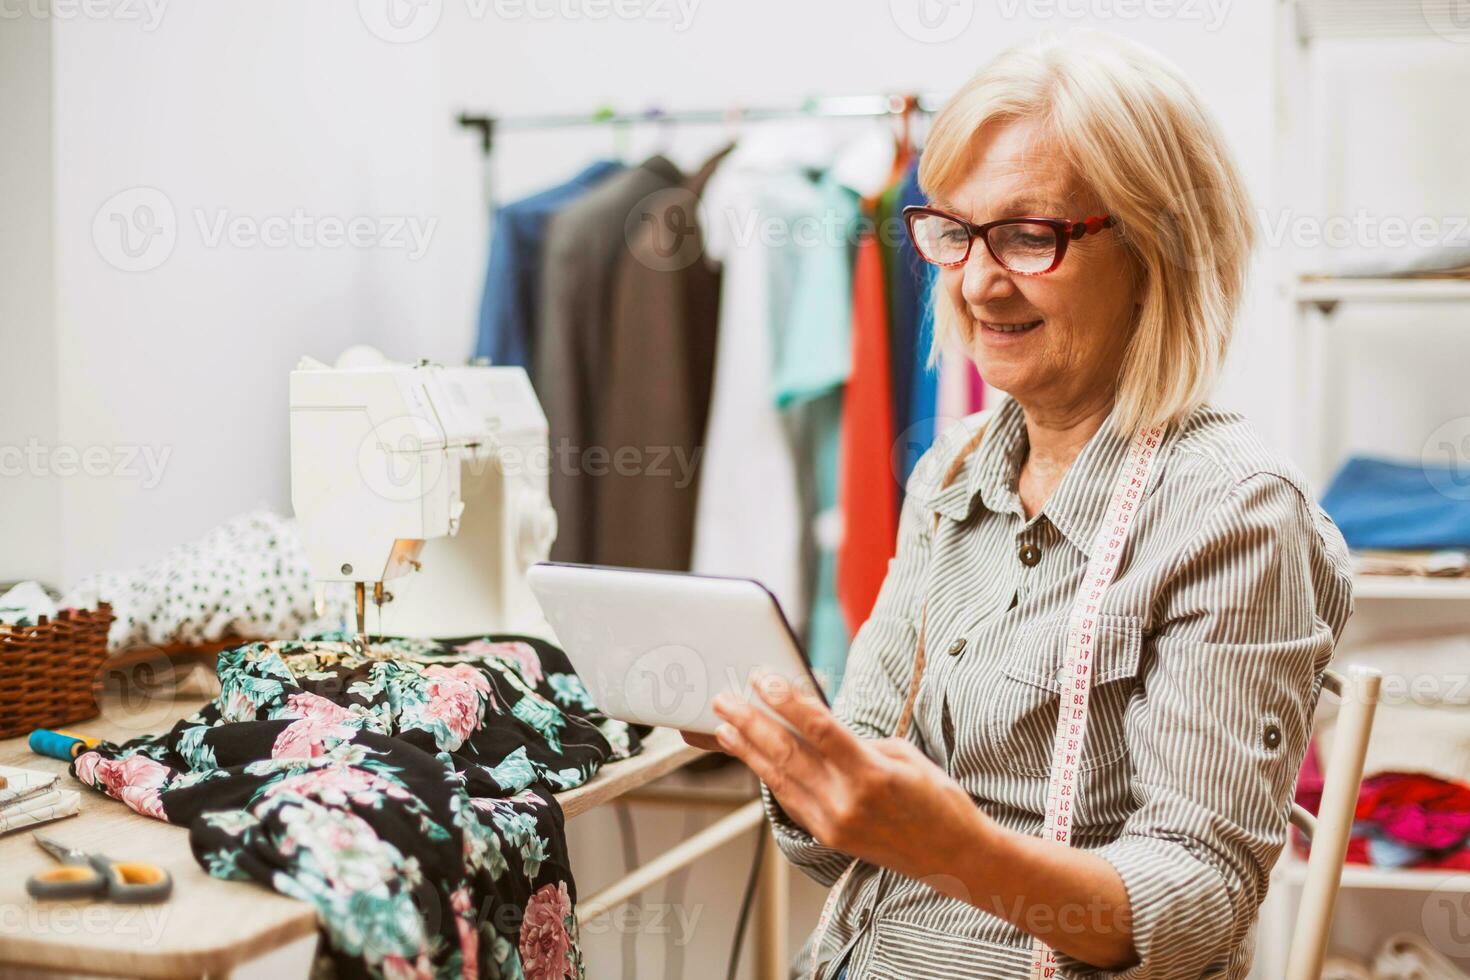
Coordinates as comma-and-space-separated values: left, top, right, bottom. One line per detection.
1263, 723, 1282, 749
947, 637, 966, 657
1019, 543, 1042, 567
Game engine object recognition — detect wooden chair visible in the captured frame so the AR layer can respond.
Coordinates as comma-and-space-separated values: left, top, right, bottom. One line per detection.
1284, 665, 1383, 980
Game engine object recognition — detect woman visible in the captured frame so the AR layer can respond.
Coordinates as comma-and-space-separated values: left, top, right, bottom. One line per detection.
684, 31, 1354, 979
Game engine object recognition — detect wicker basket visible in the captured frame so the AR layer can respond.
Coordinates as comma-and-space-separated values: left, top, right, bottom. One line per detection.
0, 603, 114, 740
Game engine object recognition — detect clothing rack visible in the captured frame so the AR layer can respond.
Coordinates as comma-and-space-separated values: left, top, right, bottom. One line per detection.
455, 91, 947, 155
455, 92, 946, 207
452, 92, 942, 977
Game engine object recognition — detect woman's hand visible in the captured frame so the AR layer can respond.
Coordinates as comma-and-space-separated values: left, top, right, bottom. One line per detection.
710, 672, 990, 894
704, 673, 1137, 968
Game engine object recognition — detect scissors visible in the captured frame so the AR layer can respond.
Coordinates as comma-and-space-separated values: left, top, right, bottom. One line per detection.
25, 834, 173, 904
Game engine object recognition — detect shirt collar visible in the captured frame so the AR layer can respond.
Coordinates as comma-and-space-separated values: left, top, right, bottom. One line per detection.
927, 395, 1160, 555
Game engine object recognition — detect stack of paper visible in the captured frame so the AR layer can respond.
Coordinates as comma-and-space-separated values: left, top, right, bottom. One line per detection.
0, 764, 80, 835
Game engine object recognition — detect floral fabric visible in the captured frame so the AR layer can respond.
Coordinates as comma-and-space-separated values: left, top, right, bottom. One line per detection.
71, 633, 642, 980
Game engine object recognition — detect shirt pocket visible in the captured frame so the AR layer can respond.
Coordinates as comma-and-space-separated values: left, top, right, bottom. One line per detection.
986, 613, 1143, 778
866, 917, 1030, 980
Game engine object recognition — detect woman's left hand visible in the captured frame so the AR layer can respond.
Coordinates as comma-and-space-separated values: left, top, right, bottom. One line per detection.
713, 673, 991, 892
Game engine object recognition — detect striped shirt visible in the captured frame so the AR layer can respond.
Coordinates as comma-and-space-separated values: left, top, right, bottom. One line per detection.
764, 394, 1355, 979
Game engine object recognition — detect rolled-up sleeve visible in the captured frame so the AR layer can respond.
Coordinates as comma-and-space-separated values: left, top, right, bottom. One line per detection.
761, 439, 945, 886
1056, 472, 1353, 978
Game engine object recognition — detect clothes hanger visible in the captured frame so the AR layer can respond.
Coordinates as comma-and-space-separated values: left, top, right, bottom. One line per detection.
861, 94, 917, 211
592, 105, 631, 163
643, 105, 673, 159
722, 104, 746, 147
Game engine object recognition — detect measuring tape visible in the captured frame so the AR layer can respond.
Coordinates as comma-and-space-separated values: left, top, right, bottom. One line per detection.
806, 421, 1164, 980
1029, 423, 1161, 978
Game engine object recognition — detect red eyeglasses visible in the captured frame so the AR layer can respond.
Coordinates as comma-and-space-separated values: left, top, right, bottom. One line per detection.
902, 205, 1117, 275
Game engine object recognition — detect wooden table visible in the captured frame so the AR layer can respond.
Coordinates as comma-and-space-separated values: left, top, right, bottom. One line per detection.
0, 681, 703, 978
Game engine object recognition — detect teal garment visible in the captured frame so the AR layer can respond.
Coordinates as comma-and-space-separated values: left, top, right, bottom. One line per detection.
768, 174, 859, 693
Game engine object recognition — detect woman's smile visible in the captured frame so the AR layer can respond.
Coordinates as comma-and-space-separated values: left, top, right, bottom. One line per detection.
979, 318, 1044, 335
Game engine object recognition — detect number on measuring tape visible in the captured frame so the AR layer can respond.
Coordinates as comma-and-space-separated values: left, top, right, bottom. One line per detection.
1030, 425, 1162, 979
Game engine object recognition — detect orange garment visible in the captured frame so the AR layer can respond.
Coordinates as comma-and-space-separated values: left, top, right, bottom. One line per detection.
836, 228, 899, 635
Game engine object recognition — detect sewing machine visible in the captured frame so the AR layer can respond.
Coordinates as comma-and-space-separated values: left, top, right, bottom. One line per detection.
289, 346, 557, 642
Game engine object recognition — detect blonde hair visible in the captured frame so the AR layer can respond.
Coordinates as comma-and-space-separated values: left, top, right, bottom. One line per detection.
918, 31, 1256, 435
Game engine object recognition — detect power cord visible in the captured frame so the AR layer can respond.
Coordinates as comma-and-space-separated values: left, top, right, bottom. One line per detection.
726, 828, 768, 980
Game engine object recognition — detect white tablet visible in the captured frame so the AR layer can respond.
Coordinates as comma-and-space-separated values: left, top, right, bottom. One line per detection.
526, 562, 827, 734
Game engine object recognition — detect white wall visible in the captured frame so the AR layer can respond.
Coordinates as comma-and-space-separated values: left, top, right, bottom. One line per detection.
2, 1, 441, 583
1310, 39, 1470, 469
0, 7, 60, 586
6, 1, 1290, 582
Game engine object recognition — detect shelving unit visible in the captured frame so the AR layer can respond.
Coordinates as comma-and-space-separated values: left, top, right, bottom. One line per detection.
1352, 575, 1470, 602
1290, 277, 1470, 308
1278, 850, 1470, 894
1256, 2, 1470, 976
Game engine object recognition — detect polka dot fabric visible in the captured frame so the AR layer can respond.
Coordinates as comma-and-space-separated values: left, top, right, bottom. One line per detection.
61, 510, 353, 651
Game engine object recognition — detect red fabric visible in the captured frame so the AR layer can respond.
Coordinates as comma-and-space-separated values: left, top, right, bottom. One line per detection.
1355, 774, 1470, 849
1294, 740, 1470, 866
836, 229, 898, 635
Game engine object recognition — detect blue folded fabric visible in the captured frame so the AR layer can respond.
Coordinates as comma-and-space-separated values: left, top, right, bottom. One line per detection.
1320, 455, 1470, 550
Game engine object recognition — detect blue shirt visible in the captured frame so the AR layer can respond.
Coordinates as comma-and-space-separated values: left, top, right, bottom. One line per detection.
473, 160, 622, 367
895, 162, 938, 488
